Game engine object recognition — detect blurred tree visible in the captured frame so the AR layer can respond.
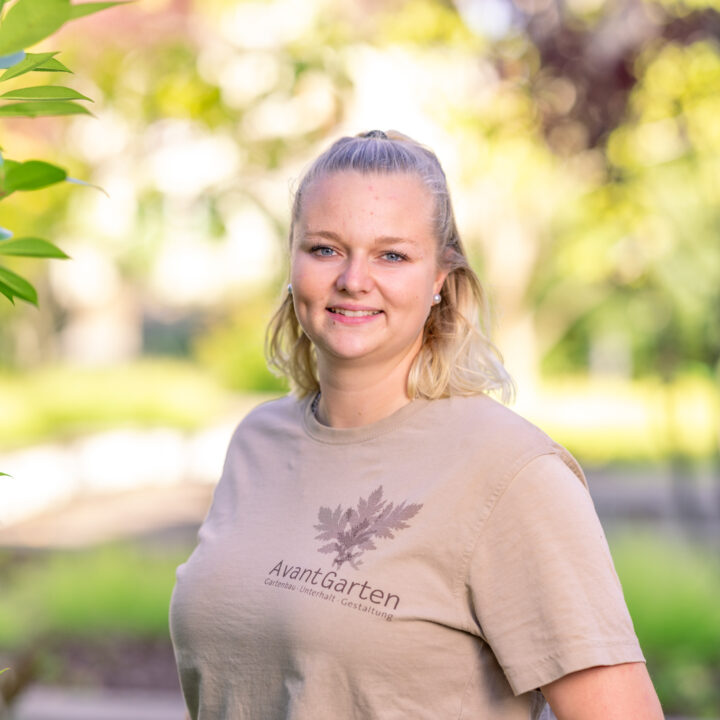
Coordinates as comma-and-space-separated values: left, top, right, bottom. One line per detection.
444, 0, 720, 382
533, 26, 720, 381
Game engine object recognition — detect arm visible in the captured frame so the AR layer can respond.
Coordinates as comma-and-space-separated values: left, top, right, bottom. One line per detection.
541, 662, 664, 720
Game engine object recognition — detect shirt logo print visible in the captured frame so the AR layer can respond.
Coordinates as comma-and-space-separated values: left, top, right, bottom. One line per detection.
314, 485, 423, 570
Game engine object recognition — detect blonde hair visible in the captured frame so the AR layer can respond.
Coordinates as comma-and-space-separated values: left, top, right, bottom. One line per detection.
266, 130, 514, 403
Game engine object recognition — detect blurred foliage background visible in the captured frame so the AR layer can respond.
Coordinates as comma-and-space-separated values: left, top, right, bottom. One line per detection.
1, 0, 720, 714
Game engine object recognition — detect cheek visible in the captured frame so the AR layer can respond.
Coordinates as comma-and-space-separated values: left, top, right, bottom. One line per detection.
398, 269, 437, 303
289, 256, 316, 294
290, 265, 332, 316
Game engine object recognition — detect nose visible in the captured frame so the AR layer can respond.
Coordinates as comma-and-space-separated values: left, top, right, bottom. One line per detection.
336, 255, 373, 294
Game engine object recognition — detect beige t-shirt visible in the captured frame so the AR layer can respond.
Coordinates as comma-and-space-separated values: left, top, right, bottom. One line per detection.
170, 394, 643, 719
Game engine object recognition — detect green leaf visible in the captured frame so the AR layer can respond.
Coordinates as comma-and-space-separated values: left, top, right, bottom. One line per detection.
0, 100, 91, 117
0, 158, 19, 194
0, 473, 11, 478
0, 237, 69, 258
0, 0, 71, 56
2, 160, 67, 192
0, 266, 38, 305
33, 57, 72, 73
0, 50, 26, 68
0, 281, 14, 303
68, 1, 132, 21
0, 52, 58, 81
0, 85, 91, 101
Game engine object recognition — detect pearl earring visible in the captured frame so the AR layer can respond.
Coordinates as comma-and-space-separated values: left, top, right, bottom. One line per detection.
432, 293, 441, 305
287, 284, 293, 294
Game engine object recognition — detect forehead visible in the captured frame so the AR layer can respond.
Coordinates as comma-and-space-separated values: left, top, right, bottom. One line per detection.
299, 171, 435, 232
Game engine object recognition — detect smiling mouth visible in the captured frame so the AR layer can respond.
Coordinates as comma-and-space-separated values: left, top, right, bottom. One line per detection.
328, 308, 382, 317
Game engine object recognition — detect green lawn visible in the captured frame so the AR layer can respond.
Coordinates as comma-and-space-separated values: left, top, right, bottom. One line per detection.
522, 374, 719, 464
0, 542, 192, 648
0, 359, 241, 450
610, 532, 720, 717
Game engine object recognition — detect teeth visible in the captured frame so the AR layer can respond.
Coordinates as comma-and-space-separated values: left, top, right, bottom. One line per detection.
329, 308, 380, 317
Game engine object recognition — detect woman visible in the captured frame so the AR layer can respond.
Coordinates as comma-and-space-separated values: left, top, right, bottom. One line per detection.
170, 130, 663, 719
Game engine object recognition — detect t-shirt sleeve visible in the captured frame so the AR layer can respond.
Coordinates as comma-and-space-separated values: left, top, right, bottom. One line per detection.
467, 451, 644, 695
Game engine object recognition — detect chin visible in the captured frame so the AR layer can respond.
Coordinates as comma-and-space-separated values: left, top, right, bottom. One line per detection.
322, 344, 379, 362
310, 330, 381, 359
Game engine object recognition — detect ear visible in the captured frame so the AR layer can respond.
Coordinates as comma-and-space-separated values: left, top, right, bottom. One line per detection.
433, 267, 449, 296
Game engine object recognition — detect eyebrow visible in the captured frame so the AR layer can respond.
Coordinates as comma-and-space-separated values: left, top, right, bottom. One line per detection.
303, 230, 420, 247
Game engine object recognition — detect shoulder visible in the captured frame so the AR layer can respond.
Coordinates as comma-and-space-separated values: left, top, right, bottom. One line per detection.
424, 393, 552, 452
229, 394, 304, 445
240, 393, 302, 426
433, 393, 541, 434
423, 394, 586, 487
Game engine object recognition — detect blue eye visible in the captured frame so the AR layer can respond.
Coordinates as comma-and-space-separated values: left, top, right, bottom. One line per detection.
383, 251, 407, 262
311, 245, 336, 257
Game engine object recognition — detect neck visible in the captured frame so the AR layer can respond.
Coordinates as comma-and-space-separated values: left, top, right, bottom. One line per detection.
315, 353, 417, 428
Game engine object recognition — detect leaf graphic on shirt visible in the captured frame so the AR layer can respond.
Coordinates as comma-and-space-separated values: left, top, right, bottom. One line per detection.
315, 505, 347, 541
373, 501, 423, 539
313, 486, 423, 569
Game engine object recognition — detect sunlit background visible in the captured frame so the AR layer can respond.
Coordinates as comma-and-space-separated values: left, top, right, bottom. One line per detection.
1, 0, 720, 716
